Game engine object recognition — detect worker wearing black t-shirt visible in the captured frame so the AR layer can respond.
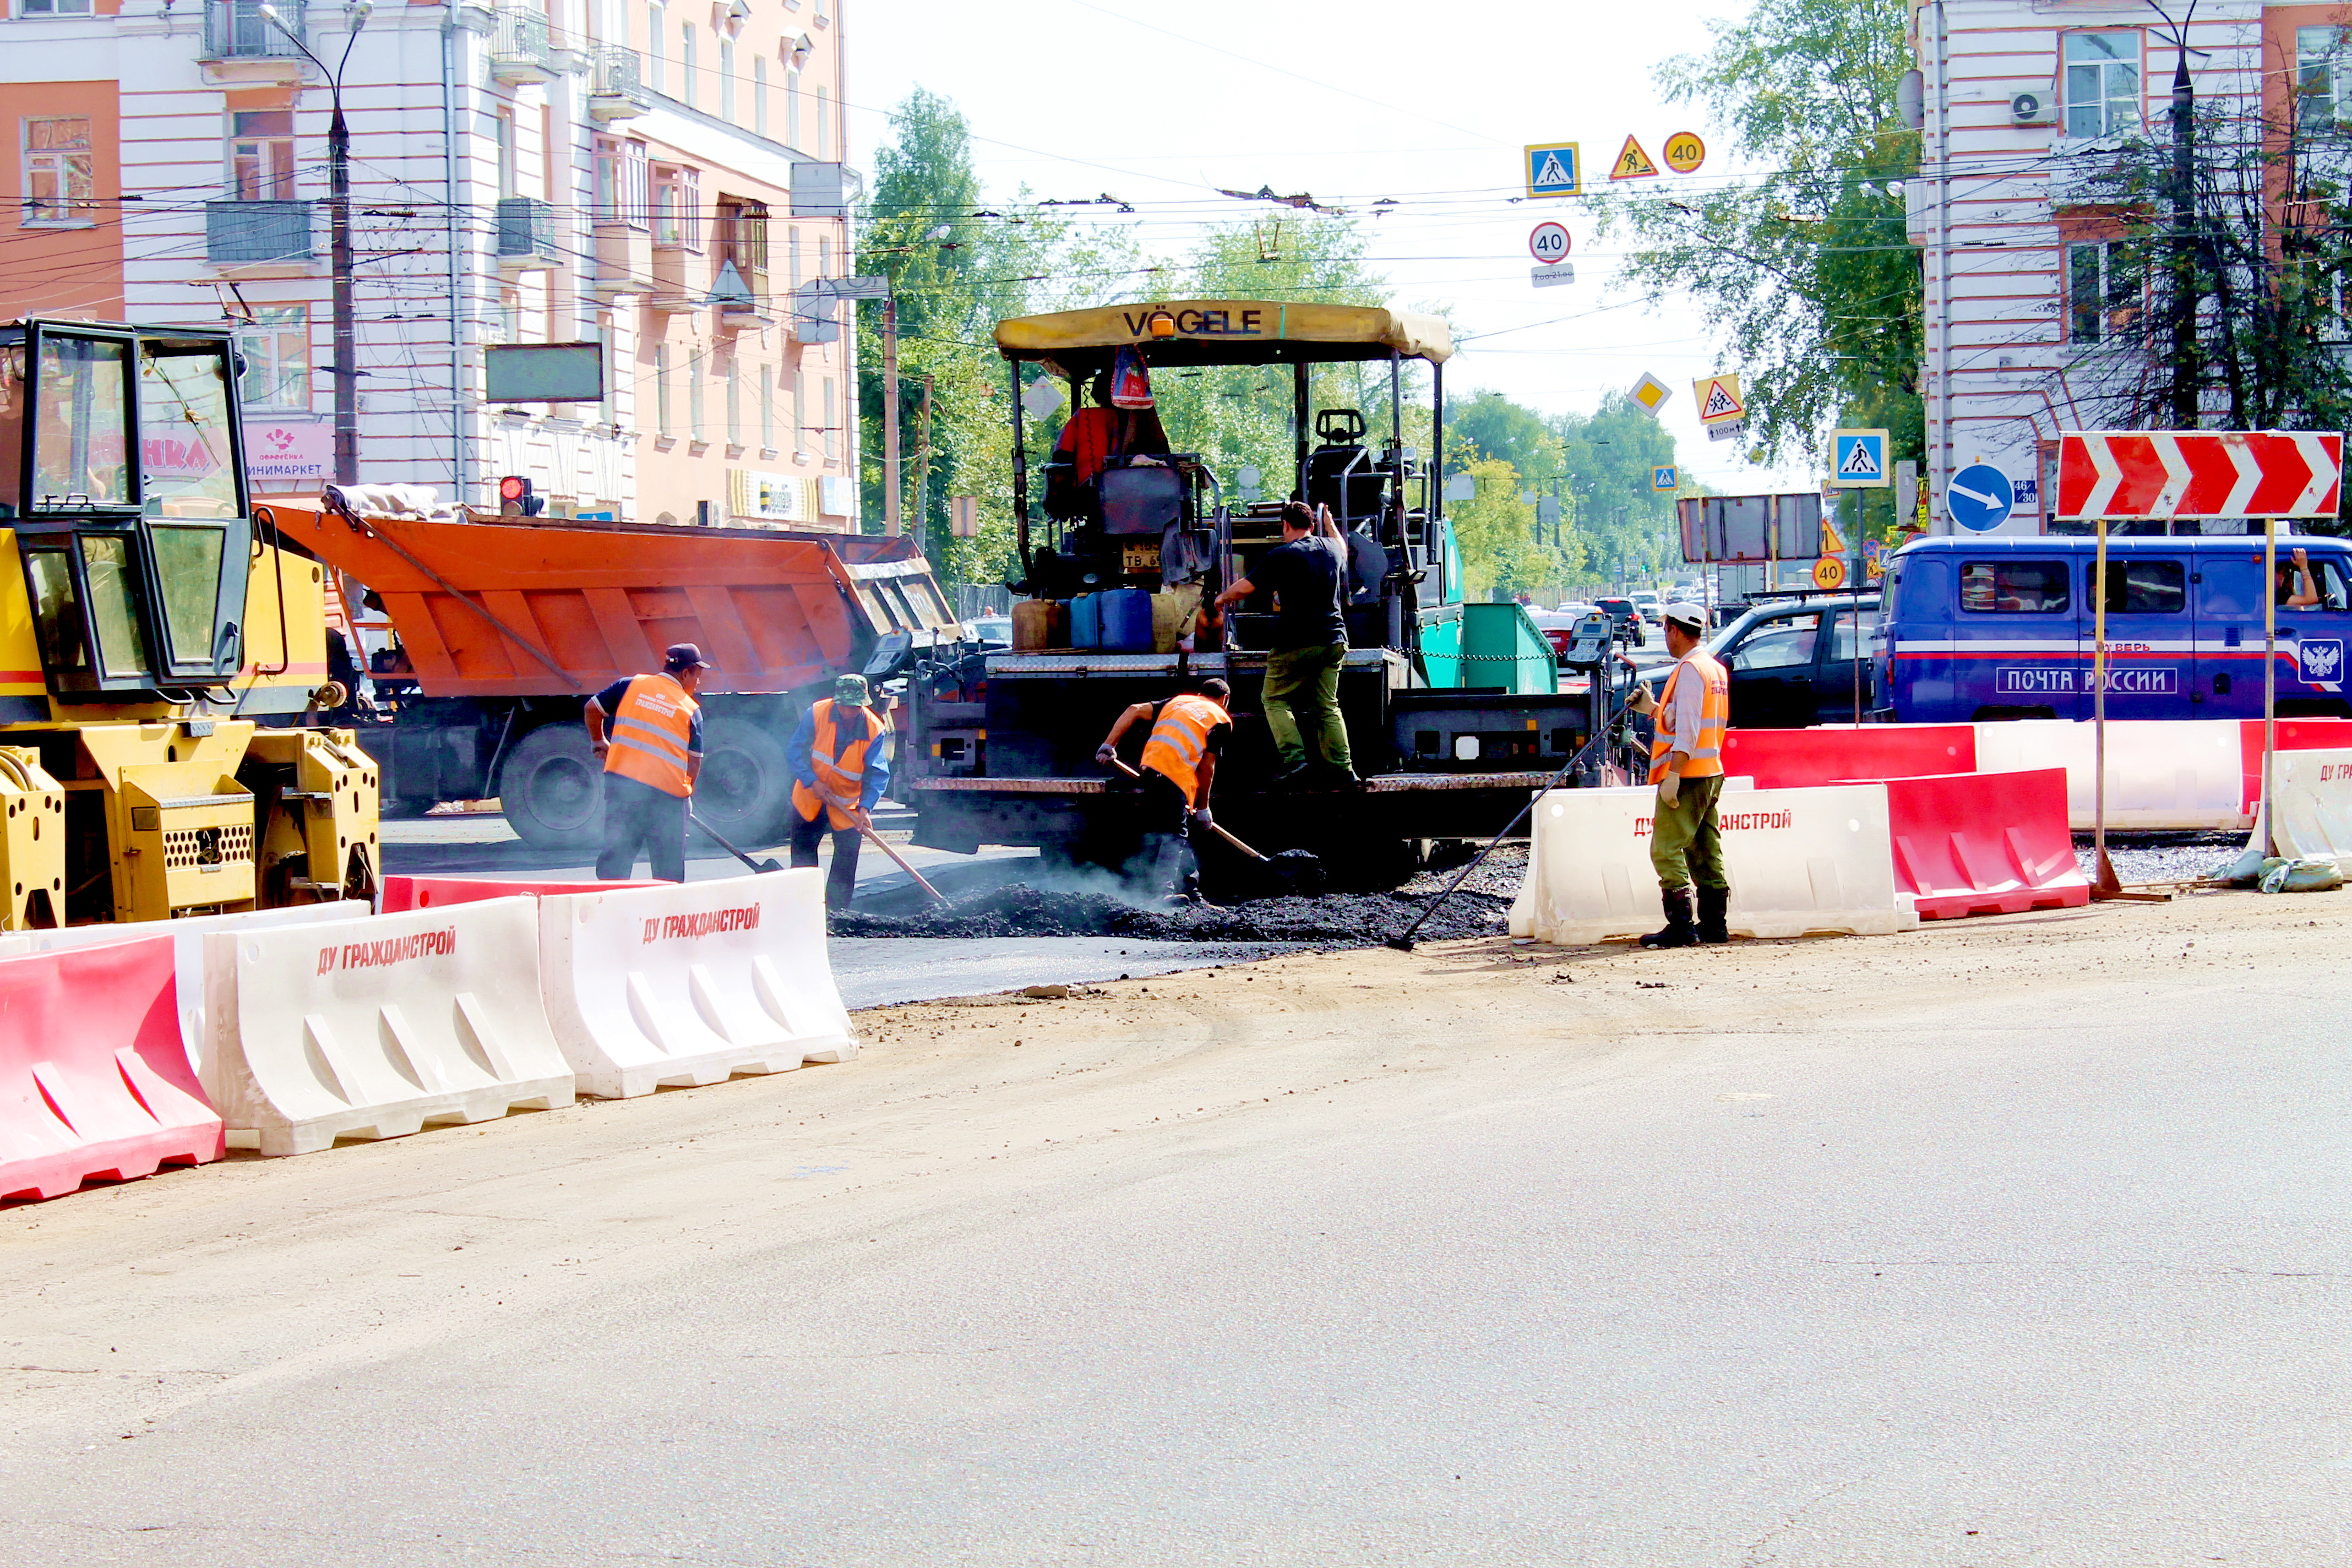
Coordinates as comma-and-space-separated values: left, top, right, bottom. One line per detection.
1214, 499, 1355, 785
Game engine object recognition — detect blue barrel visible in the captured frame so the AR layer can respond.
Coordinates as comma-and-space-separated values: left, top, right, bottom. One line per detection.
1070, 592, 1102, 650
1101, 588, 1155, 652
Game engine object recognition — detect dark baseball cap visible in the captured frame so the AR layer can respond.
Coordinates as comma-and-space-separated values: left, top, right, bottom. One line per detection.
664, 643, 715, 671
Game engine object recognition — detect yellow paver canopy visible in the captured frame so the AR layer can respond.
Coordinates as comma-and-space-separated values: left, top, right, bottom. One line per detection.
994, 300, 1453, 370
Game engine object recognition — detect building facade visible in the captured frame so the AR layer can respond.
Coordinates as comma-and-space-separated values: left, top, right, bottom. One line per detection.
1909, 0, 2339, 535
0, 0, 859, 526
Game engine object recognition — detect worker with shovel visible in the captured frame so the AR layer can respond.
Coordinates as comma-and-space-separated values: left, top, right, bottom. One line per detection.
585, 642, 710, 882
787, 674, 893, 911
1625, 602, 1731, 948
1097, 677, 1232, 902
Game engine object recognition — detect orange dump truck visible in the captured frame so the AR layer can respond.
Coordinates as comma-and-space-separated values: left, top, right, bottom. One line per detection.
259, 497, 962, 852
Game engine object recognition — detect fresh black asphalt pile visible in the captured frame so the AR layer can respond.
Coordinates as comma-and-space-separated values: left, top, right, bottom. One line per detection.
833, 843, 1526, 946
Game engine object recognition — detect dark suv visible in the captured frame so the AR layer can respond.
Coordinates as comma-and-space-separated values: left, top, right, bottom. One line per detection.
1705, 592, 1881, 727
1594, 597, 1648, 647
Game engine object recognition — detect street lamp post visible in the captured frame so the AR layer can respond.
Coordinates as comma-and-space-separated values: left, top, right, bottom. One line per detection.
260, 0, 371, 486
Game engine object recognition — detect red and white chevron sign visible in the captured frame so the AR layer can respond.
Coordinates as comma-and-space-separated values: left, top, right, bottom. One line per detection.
2057, 431, 2343, 519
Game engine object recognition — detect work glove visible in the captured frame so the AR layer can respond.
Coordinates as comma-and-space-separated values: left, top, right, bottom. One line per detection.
1096, 743, 1118, 766
1626, 682, 1657, 717
1656, 771, 1683, 808
1190, 807, 1214, 829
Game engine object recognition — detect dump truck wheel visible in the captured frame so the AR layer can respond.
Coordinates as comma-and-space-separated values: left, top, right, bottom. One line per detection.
695, 718, 793, 846
499, 722, 606, 852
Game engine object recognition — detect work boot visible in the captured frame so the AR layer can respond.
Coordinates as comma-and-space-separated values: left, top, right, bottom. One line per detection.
1639, 887, 1698, 949
1694, 885, 1730, 945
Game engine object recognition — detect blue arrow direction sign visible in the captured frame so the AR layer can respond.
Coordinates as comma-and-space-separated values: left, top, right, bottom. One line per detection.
1651, 465, 1678, 492
1525, 143, 1581, 198
1946, 461, 2015, 532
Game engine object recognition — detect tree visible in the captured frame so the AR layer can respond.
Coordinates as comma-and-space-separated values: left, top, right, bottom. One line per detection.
1557, 394, 1687, 587
1449, 455, 1584, 599
1597, 0, 1922, 469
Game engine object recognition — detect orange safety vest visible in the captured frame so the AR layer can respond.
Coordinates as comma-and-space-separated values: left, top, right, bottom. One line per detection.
1649, 651, 1729, 783
1138, 693, 1229, 803
602, 673, 699, 798
792, 698, 888, 830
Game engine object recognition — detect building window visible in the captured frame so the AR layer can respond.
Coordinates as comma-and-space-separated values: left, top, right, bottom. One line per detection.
725, 356, 742, 445
17, 0, 95, 14
720, 37, 736, 122
821, 375, 836, 460
600, 320, 617, 424
594, 136, 651, 227
759, 363, 775, 450
236, 307, 311, 409
652, 164, 700, 247
788, 226, 802, 286
680, 23, 697, 111
754, 56, 769, 137
715, 197, 767, 284
23, 116, 95, 226
2067, 239, 2143, 342
228, 110, 293, 203
786, 66, 802, 148
689, 353, 705, 440
815, 84, 829, 157
655, 342, 672, 434
2299, 26, 2352, 133
495, 108, 518, 201
818, 232, 833, 280
2063, 31, 2139, 140
647, 2, 666, 95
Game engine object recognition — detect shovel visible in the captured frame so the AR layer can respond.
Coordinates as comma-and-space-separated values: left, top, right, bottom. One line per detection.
847, 810, 951, 905
689, 811, 785, 874
1105, 755, 1321, 889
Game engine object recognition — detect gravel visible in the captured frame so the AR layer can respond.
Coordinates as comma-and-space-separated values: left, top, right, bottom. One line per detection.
832, 842, 1527, 947
2072, 832, 2248, 885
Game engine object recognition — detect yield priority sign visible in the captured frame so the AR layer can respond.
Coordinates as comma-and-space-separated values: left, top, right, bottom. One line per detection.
1651, 465, 1679, 492
1525, 143, 1582, 198
1630, 372, 1672, 415
1830, 428, 1890, 487
1608, 135, 1660, 181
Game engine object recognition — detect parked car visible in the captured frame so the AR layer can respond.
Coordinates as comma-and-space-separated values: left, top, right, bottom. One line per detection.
968, 614, 1012, 649
1705, 592, 1881, 727
1594, 597, 1649, 647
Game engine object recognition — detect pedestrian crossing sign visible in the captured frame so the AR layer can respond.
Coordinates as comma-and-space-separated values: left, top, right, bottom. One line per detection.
1525, 142, 1582, 198
1608, 135, 1661, 181
1651, 465, 1679, 492
1692, 373, 1745, 427
1829, 427, 1891, 487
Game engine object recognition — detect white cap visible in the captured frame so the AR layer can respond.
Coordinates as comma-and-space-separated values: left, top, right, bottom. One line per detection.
1660, 601, 1707, 631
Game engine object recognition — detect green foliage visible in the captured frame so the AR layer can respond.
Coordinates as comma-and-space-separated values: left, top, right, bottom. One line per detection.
1595, 0, 1922, 467
1449, 455, 1584, 598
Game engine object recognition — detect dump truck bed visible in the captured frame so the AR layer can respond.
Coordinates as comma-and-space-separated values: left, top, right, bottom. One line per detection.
258, 504, 957, 698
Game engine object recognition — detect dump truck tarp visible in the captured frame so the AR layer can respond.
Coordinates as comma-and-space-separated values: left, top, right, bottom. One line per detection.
992, 300, 1453, 368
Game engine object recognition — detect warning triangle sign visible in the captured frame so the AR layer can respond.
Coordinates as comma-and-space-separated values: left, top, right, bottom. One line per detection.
1839, 440, 1881, 477
1697, 377, 1743, 421
1533, 152, 1573, 188
1609, 135, 1660, 181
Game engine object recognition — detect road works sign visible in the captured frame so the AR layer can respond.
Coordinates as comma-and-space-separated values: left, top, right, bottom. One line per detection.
2056, 430, 2345, 519
1525, 143, 1582, 197
1830, 428, 1891, 487
1608, 135, 1660, 181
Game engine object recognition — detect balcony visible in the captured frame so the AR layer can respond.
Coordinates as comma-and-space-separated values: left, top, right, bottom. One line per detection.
589, 221, 652, 302
587, 46, 651, 122
489, 4, 558, 85
205, 199, 315, 266
203, 0, 306, 60
495, 195, 560, 267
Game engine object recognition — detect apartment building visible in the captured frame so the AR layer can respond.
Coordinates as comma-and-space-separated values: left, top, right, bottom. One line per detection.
0, 0, 859, 526
1909, 1, 2338, 535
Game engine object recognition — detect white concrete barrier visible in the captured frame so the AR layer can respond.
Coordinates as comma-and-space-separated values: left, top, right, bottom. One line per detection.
203, 897, 575, 1156
1974, 719, 2247, 831
537, 869, 856, 1099
1511, 782, 1915, 945
2269, 748, 2352, 863
12, 903, 361, 1081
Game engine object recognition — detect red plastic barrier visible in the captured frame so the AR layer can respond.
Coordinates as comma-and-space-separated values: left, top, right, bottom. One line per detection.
0, 936, 222, 1202
2239, 717, 2352, 816
1721, 725, 1978, 788
1883, 769, 2088, 921
379, 875, 661, 913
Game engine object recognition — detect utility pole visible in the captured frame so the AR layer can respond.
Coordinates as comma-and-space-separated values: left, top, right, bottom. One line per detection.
2167, 41, 2198, 429
913, 373, 933, 550
261, 0, 369, 484
882, 295, 900, 535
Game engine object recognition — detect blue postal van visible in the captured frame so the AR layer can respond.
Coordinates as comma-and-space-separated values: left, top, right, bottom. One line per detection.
1876, 535, 2352, 722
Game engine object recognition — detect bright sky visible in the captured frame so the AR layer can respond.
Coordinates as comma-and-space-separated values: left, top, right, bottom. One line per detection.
850, 0, 1812, 494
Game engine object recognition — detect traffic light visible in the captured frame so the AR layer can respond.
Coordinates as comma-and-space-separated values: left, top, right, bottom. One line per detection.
498, 475, 543, 517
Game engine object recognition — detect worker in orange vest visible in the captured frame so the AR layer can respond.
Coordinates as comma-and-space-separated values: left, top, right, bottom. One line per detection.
584, 642, 710, 882
787, 673, 892, 910
1097, 677, 1232, 901
1625, 602, 1731, 948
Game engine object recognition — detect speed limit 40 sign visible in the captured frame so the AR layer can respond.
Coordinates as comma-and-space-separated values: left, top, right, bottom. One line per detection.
1528, 222, 1571, 264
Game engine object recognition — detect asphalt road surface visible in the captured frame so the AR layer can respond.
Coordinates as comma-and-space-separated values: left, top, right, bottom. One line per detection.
5, 890, 2348, 1565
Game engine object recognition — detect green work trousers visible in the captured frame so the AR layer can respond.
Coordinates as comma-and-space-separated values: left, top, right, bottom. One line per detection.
1262, 643, 1353, 772
1649, 772, 1727, 893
